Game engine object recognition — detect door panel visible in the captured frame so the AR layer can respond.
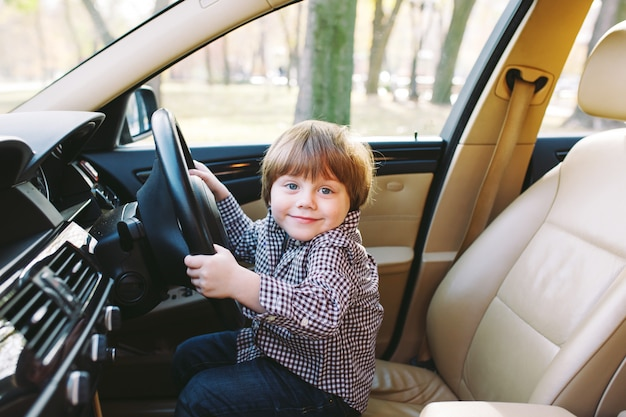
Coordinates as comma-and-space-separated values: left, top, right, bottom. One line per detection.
361, 173, 432, 248
361, 173, 433, 354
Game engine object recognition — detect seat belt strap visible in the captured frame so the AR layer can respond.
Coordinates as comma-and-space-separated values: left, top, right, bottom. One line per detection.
457, 75, 537, 257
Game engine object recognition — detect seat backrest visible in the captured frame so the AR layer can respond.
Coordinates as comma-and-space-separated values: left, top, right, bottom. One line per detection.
425, 21, 626, 417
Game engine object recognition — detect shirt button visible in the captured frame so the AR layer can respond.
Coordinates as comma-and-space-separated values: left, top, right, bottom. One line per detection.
300, 317, 309, 327
266, 315, 276, 322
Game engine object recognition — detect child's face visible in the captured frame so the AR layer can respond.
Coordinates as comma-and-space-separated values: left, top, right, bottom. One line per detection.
269, 174, 351, 242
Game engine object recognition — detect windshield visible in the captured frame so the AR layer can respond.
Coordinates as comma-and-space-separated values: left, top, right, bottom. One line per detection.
0, 0, 170, 113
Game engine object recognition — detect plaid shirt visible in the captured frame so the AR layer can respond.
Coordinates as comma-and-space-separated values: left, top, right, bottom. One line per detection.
217, 195, 383, 413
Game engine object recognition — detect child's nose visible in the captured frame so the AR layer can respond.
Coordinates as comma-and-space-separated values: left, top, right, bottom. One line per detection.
297, 192, 315, 208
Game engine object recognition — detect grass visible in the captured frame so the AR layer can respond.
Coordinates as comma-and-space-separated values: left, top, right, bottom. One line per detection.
160, 82, 453, 144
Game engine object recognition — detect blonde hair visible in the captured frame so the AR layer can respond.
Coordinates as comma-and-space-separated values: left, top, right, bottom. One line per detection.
261, 120, 374, 211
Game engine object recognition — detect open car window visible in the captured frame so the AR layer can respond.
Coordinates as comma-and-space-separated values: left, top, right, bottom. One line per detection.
126, 0, 614, 147
130, 0, 511, 145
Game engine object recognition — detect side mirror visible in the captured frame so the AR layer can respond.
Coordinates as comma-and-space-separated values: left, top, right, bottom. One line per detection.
121, 86, 159, 144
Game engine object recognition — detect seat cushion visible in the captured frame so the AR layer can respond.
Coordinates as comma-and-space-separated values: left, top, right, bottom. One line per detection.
363, 397, 423, 417
370, 359, 458, 404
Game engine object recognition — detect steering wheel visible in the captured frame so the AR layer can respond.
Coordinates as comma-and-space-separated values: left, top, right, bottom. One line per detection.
134, 108, 240, 327
149, 108, 229, 255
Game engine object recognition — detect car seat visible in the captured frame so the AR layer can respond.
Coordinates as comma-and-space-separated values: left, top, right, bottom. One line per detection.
364, 20, 626, 417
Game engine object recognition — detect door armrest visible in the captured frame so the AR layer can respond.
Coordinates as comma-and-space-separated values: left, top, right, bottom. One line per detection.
421, 402, 577, 417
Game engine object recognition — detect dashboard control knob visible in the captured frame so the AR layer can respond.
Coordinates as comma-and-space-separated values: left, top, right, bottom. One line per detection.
90, 334, 116, 362
104, 305, 122, 331
66, 371, 90, 406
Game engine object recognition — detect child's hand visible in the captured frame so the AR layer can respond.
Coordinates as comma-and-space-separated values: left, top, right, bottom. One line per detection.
189, 161, 230, 201
192, 160, 211, 173
185, 246, 265, 313
185, 245, 239, 299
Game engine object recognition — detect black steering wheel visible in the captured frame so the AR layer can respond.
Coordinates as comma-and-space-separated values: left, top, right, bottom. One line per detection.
150, 108, 229, 255
134, 108, 240, 327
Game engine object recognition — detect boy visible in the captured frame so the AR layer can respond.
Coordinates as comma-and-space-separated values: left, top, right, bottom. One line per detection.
173, 120, 383, 416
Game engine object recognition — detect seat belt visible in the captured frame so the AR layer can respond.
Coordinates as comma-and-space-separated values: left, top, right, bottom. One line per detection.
457, 72, 539, 257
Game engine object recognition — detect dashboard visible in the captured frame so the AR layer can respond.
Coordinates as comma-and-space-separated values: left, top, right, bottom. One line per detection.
0, 111, 121, 417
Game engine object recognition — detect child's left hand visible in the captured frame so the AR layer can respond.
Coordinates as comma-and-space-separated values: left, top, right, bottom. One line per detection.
185, 245, 264, 312
185, 245, 240, 299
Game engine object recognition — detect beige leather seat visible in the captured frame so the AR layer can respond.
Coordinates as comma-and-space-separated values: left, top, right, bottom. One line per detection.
365, 21, 626, 417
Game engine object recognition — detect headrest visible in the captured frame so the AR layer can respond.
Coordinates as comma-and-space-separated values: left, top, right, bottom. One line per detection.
578, 20, 626, 121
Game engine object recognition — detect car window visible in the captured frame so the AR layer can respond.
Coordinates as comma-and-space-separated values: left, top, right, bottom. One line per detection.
1, 0, 611, 143
147, 0, 511, 145
0, 1, 175, 113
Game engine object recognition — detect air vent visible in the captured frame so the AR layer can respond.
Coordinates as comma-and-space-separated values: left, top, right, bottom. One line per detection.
0, 242, 102, 366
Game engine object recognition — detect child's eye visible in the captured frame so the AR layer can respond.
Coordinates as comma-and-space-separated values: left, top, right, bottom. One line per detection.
320, 187, 333, 195
286, 183, 298, 190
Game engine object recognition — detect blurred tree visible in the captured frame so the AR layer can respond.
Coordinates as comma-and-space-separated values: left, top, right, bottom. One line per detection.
10, 0, 49, 79
365, 0, 405, 96
81, 0, 113, 44
62, 0, 83, 61
223, 37, 232, 85
431, 0, 476, 104
277, 3, 305, 88
252, 18, 268, 77
146, 0, 170, 104
203, 46, 215, 85
408, 0, 436, 100
294, 0, 357, 125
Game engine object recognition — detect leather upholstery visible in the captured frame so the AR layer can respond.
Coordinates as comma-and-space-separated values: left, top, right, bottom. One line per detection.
420, 402, 577, 417
365, 21, 626, 417
578, 20, 626, 120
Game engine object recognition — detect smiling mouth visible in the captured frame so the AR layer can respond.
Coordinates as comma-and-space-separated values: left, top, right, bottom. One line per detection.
290, 215, 318, 223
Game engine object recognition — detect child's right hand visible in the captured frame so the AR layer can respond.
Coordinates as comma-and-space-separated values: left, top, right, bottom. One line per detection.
185, 246, 265, 313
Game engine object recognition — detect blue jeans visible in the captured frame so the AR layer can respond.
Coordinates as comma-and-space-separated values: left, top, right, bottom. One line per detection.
172, 330, 360, 417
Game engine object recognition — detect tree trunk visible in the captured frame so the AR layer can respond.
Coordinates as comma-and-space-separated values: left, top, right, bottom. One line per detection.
431, 0, 476, 105
278, 4, 304, 88
365, 0, 405, 96
253, 19, 267, 77
81, 0, 113, 45
222, 37, 231, 85
146, 0, 170, 104
294, 0, 357, 125
62, 0, 82, 61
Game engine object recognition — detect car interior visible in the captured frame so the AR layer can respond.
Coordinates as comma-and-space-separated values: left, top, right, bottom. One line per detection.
1, 0, 625, 416
363, 20, 626, 417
